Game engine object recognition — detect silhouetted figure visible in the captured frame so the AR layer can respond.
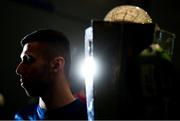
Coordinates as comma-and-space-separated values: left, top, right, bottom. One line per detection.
15, 29, 87, 120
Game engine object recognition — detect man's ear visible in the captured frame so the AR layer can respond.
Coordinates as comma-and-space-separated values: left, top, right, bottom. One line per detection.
50, 57, 65, 72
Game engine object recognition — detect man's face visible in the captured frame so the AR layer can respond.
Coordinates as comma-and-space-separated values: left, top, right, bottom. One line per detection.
16, 42, 52, 97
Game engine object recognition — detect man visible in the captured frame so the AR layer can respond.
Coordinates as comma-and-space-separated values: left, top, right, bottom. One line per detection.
15, 29, 87, 120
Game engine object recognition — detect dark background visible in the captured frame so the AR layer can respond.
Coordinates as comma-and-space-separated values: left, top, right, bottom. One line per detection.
0, 0, 179, 119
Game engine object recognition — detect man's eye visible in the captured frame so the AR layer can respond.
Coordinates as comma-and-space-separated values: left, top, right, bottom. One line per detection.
22, 55, 35, 64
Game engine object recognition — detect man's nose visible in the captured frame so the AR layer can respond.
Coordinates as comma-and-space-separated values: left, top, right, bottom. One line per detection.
16, 62, 23, 76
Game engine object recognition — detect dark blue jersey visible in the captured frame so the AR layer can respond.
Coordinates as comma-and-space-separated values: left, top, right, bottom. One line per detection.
15, 99, 87, 120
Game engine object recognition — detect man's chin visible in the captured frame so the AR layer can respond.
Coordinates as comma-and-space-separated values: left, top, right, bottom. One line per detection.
24, 89, 37, 97
22, 85, 39, 97
23, 86, 46, 97
21, 81, 50, 97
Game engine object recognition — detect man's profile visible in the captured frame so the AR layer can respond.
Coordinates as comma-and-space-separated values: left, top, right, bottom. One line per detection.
15, 29, 87, 120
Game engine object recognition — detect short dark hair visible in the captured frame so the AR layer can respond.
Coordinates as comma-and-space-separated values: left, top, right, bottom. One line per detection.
21, 29, 71, 77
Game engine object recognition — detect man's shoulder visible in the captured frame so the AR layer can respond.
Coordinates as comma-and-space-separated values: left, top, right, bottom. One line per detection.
71, 98, 87, 108
47, 99, 87, 120
65, 98, 87, 113
14, 103, 38, 120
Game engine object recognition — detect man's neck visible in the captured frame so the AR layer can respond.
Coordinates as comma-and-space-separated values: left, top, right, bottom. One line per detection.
39, 79, 75, 110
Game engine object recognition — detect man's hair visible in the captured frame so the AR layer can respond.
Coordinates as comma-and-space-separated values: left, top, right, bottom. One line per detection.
21, 29, 71, 77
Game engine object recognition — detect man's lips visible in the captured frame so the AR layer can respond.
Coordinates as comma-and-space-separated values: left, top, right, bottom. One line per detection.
20, 77, 29, 83
20, 78, 26, 83
20, 78, 25, 86
20, 78, 30, 87
20, 78, 23, 83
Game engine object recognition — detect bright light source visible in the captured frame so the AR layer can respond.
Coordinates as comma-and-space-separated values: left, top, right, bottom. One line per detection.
81, 56, 97, 81
83, 56, 95, 121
